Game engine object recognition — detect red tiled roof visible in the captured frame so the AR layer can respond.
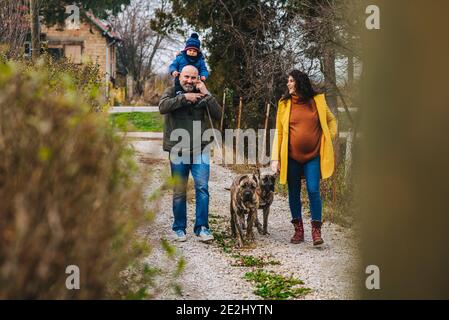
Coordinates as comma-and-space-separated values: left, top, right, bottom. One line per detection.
85, 11, 121, 41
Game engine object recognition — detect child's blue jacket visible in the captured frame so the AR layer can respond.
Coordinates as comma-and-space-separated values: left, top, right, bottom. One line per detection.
168, 51, 209, 79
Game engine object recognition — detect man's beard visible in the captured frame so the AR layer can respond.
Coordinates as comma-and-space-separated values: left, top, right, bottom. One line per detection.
181, 83, 195, 92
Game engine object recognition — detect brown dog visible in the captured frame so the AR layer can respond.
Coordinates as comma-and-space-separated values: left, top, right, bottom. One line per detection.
230, 173, 260, 247
255, 170, 277, 235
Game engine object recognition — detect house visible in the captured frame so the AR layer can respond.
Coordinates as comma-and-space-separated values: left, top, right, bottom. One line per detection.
39, 11, 121, 92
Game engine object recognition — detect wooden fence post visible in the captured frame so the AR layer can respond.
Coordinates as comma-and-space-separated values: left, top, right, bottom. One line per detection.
220, 91, 226, 133
126, 75, 134, 101
261, 102, 271, 165
235, 97, 243, 152
344, 130, 355, 185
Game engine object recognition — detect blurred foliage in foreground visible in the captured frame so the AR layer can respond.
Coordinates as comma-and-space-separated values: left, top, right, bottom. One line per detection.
0, 59, 151, 299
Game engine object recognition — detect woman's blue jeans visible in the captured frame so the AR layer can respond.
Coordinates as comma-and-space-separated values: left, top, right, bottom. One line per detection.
287, 156, 322, 222
170, 152, 210, 235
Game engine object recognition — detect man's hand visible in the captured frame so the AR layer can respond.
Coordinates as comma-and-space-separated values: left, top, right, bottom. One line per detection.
184, 93, 204, 103
195, 80, 209, 95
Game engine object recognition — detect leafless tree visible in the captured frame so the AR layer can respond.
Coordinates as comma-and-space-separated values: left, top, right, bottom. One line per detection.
110, 0, 178, 94
0, 0, 30, 58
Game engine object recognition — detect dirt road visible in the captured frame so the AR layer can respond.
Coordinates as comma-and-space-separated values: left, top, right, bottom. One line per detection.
132, 138, 358, 300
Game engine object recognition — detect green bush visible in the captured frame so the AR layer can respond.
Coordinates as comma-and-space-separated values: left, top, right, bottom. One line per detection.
0, 60, 148, 299
0, 52, 105, 111
320, 161, 354, 226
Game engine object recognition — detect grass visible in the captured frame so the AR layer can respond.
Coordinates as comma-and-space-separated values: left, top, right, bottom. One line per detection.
213, 229, 235, 254
110, 112, 164, 132
244, 270, 311, 300
231, 254, 281, 268
206, 200, 312, 300
206, 213, 235, 253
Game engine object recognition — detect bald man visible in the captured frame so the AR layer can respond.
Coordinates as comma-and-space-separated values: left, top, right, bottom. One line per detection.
159, 65, 222, 243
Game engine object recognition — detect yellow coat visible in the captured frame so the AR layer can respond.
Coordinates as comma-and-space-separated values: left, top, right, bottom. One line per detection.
271, 94, 338, 185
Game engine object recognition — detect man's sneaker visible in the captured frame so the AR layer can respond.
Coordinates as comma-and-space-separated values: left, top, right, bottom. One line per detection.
174, 230, 187, 242
197, 226, 214, 243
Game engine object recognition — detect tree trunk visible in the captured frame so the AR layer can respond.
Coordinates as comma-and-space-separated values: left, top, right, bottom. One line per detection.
29, 0, 40, 61
322, 45, 338, 115
322, 43, 341, 170
348, 54, 354, 88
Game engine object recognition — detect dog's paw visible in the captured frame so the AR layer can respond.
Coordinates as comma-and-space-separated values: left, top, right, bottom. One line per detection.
247, 234, 256, 242
235, 242, 244, 248
256, 227, 270, 236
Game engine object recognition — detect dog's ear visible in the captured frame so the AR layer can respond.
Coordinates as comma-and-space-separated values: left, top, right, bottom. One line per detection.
254, 168, 261, 184
253, 173, 260, 185
238, 174, 248, 186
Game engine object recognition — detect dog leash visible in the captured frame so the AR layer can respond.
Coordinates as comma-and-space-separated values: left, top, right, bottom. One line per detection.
205, 105, 224, 160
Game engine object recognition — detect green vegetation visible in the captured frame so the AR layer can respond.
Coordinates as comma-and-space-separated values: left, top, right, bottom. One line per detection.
0, 59, 146, 298
208, 214, 235, 253
0, 58, 183, 299
244, 270, 311, 300
110, 112, 164, 132
123, 264, 162, 300
207, 212, 310, 299
231, 254, 280, 268
213, 229, 235, 254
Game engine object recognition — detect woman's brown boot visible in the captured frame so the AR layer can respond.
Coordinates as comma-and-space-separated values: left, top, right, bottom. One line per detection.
311, 220, 324, 246
290, 219, 304, 244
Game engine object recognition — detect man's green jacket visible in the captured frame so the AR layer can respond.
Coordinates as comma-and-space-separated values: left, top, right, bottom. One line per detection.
158, 86, 222, 153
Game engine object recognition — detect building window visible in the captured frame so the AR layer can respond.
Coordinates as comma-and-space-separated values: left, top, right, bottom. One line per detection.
24, 42, 31, 58
64, 45, 82, 64
48, 48, 64, 60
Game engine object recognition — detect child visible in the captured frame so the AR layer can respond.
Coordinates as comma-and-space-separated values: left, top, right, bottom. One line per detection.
169, 33, 209, 82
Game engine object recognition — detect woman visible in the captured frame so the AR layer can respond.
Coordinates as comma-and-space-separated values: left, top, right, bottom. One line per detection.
271, 70, 337, 246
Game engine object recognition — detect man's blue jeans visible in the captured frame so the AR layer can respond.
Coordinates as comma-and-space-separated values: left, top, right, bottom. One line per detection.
287, 156, 322, 222
170, 151, 210, 235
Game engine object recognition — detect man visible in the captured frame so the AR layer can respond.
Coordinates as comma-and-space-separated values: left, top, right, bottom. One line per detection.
159, 65, 222, 243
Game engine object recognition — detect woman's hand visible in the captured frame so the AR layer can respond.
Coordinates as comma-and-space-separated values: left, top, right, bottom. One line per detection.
271, 160, 279, 173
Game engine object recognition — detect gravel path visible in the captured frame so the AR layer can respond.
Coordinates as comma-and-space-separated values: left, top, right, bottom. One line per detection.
133, 140, 358, 300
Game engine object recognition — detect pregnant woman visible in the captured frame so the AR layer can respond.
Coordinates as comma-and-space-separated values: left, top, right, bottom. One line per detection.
271, 70, 337, 246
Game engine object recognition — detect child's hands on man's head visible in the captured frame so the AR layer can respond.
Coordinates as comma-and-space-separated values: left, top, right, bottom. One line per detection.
171, 71, 180, 78
200, 76, 206, 82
